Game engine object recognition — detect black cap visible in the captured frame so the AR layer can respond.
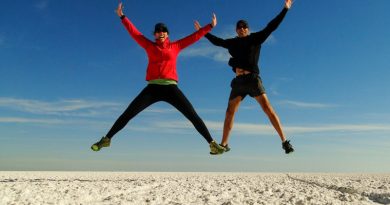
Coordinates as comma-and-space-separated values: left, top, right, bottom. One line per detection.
154, 23, 169, 34
236, 20, 249, 29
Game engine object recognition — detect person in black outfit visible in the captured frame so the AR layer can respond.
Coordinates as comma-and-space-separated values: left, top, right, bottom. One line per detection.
195, 0, 294, 154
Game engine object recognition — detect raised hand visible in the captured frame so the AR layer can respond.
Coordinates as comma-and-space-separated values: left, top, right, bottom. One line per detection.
194, 21, 201, 31
116, 2, 124, 17
194, 13, 216, 31
211, 13, 217, 27
285, 0, 293, 9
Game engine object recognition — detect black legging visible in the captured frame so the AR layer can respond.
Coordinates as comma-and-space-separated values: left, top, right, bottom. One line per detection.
106, 84, 213, 143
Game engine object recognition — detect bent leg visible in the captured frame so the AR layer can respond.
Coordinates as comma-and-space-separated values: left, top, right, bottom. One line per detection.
254, 94, 286, 142
106, 86, 157, 139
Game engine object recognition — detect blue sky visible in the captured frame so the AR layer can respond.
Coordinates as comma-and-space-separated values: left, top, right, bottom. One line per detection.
1, 0, 390, 172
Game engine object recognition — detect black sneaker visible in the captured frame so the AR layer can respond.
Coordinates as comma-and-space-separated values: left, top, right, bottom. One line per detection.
282, 140, 294, 154
220, 144, 231, 152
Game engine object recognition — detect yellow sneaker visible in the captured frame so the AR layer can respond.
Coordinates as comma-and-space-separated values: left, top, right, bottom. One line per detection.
91, 136, 111, 151
209, 141, 225, 155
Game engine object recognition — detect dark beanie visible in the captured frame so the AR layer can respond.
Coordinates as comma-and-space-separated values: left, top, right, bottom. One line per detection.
236, 20, 249, 29
154, 23, 169, 34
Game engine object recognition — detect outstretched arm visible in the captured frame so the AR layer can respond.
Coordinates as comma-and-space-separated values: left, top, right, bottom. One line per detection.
194, 14, 228, 48
176, 13, 217, 50
117, 2, 151, 48
252, 0, 293, 44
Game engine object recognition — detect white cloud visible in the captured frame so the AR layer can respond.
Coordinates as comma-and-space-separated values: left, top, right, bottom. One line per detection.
4, 108, 390, 138
0, 117, 112, 129
228, 122, 390, 135
205, 120, 274, 135
0, 117, 63, 124
286, 124, 390, 134
0, 97, 384, 138
0, 98, 121, 117
268, 77, 293, 96
264, 35, 277, 45
279, 100, 338, 109
143, 107, 176, 114
140, 120, 390, 136
180, 43, 230, 62
218, 25, 237, 39
144, 107, 223, 114
179, 24, 234, 63
0, 97, 206, 116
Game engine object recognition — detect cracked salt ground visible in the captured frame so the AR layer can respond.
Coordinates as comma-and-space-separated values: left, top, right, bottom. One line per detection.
288, 174, 390, 205
1, 172, 389, 204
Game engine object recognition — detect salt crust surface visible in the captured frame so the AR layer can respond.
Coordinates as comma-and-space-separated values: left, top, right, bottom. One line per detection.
1, 172, 389, 205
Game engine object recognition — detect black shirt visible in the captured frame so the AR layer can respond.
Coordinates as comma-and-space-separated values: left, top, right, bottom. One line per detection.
205, 8, 288, 74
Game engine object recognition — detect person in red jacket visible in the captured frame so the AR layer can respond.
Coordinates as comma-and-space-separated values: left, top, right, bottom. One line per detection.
91, 2, 225, 155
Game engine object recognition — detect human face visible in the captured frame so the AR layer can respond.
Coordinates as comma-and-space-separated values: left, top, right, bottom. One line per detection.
154, 31, 168, 42
236, 25, 249, 38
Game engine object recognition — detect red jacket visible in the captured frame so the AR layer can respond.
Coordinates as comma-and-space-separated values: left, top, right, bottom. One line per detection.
122, 17, 213, 82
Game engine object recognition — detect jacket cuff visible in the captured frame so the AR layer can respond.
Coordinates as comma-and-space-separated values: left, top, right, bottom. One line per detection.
120, 15, 126, 20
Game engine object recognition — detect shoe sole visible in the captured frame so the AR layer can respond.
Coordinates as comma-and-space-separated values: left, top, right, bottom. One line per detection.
91, 145, 100, 151
285, 149, 294, 154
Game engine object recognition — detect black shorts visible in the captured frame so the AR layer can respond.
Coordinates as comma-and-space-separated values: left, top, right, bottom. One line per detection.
229, 74, 266, 100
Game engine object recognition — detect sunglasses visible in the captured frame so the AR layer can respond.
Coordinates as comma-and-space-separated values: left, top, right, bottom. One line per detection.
154, 28, 168, 33
236, 25, 248, 29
